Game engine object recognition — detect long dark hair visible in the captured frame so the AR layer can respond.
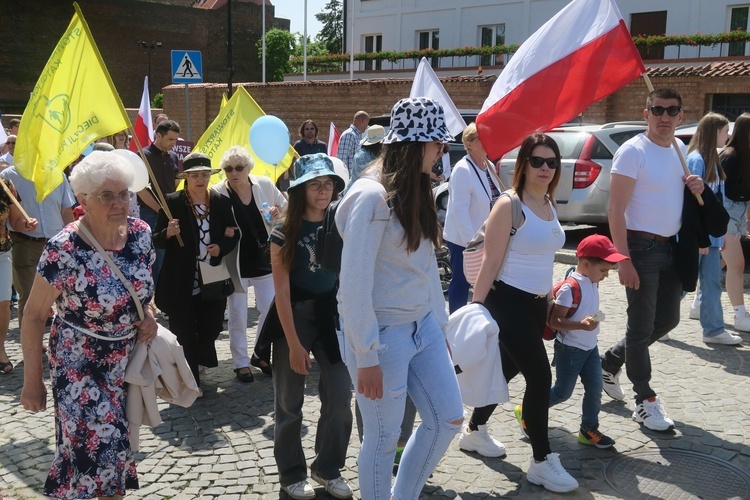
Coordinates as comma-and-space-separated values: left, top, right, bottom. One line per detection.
277, 186, 307, 272
720, 112, 750, 194
511, 132, 562, 203
380, 142, 441, 252
688, 112, 729, 184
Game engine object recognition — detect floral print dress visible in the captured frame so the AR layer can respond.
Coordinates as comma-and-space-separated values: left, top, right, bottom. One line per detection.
38, 218, 155, 499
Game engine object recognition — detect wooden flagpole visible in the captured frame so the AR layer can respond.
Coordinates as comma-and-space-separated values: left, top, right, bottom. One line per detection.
128, 129, 185, 246
0, 180, 31, 223
643, 73, 703, 206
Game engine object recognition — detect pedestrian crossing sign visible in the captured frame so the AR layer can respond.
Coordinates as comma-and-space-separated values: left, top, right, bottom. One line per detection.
171, 50, 203, 84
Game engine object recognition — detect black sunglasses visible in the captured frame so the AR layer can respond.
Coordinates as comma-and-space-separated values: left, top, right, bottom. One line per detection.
223, 164, 247, 173
649, 105, 681, 117
529, 156, 560, 169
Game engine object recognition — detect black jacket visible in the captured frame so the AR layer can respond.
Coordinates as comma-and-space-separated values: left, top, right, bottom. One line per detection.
153, 190, 238, 313
674, 184, 729, 292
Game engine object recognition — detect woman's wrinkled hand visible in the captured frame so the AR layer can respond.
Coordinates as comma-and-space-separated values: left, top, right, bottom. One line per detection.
134, 311, 158, 345
166, 219, 181, 238
21, 380, 47, 412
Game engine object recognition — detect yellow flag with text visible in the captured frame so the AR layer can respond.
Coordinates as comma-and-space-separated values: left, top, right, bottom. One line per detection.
15, 3, 131, 201
194, 86, 295, 184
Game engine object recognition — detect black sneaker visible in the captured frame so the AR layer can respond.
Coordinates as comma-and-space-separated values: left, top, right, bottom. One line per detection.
578, 428, 615, 448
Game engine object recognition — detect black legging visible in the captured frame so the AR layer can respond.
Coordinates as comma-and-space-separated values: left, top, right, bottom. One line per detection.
468, 280, 552, 461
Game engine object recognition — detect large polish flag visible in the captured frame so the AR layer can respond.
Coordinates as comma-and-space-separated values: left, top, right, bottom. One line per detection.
410, 57, 467, 138
129, 77, 154, 152
327, 122, 340, 157
476, 0, 646, 159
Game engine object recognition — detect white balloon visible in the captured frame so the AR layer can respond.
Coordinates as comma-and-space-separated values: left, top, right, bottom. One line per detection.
330, 157, 349, 183
112, 149, 150, 192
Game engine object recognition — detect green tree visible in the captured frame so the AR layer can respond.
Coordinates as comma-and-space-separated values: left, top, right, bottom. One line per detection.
257, 29, 295, 82
315, 0, 342, 54
151, 92, 163, 108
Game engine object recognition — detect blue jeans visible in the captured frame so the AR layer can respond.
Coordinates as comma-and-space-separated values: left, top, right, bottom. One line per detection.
344, 313, 463, 500
549, 342, 602, 431
140, 206, 165, 287
601, 237, 681, 402
697, 247, 726, 337
446, 241, 470, 313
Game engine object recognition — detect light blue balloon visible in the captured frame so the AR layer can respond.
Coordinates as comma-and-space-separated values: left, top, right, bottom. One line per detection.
250, 115, 290, 165
81, 143, 95, 157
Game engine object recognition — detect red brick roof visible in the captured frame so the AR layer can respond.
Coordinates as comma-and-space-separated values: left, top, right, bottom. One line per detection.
646, 60, 750, 77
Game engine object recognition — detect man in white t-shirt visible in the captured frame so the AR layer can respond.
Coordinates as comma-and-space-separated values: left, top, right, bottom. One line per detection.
600, 88, 705, 432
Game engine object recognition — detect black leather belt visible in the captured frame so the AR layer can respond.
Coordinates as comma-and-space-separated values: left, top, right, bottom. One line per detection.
627, 230, 669, 242
11, 232, 48, 243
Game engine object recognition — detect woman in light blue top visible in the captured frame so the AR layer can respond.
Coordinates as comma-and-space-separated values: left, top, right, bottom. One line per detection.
686, 112, 740, 345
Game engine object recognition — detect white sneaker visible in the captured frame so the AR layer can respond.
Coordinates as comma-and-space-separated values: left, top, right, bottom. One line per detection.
602, 365, 625, 401
657, 333, 671, 341
526, 453, 579, 493
311, 473, 353, 499
703, 330, 742, 345
281, 479, 316, 500
633, 396, 675, 431
458, 425, 507, 457
734, 312, 750, 332
689, 305, 700, 320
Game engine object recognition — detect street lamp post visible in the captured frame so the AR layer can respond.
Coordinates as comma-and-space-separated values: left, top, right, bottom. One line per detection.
139, 40, 162, 95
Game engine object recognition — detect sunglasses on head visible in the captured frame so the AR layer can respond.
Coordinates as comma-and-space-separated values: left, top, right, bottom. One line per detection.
528, 156, 560, 169
649, 105, 681, 117
223, 164, 247, 173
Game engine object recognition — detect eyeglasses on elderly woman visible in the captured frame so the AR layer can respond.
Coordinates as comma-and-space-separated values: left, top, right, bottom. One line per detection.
86, 190, 131, 205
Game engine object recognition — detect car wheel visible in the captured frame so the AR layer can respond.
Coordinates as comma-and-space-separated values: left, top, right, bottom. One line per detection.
437, 257, 452, 294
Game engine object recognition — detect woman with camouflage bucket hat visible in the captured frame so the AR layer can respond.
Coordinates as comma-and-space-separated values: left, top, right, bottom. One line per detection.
336, 97, 464, 499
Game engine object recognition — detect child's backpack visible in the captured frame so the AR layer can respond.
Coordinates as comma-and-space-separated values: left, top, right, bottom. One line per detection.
542, 271, 582, 341
315, 197, 343, 273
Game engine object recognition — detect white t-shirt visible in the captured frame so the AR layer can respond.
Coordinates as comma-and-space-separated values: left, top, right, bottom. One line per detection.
554, 271, 599, 351
611, 133, 686, 237
498, 202, 565, 295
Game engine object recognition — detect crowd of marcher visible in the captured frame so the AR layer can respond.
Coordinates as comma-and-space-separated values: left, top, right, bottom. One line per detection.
3, 86, 748, 499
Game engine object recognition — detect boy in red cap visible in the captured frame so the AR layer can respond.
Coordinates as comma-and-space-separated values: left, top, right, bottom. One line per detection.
515, 234, 628, 449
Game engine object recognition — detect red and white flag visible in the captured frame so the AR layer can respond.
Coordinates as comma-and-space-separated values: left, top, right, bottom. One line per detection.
476, 0, 646, 159
129, 76, 154, 152
327, 122, 340, 157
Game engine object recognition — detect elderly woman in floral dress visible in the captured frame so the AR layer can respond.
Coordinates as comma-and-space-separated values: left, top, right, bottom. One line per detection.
21, 152, 158, 499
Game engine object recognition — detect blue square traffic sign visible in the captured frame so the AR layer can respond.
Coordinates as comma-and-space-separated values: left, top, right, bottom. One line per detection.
171, 50, 203, 84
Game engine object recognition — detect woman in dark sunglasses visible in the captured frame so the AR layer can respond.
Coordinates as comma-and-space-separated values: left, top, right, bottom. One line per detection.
212, 145, 287, 382
469, 132, 578, 493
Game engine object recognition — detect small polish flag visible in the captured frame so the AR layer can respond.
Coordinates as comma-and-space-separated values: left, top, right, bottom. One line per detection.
129, 77, 154, 152
476, 0, 646, 159
327, 122, 340, 157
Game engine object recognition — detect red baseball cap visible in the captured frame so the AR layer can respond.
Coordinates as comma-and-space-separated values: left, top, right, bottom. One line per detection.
576, 234, 629, 263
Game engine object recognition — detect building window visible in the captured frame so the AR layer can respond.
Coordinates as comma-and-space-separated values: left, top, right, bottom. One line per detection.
364, 34, 382, 70
480, 24, 505, 66
418, 30, 440, 67
630, 11, 667, 60
712, 93, 750, 120
729, 7, 749, 56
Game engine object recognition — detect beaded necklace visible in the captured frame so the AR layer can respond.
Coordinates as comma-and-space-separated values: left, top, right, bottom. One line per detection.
185, 188, 210, 220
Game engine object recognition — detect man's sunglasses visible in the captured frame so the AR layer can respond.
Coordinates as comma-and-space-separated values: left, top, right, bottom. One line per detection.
649, 105, 681, 117
529, 156, 560, 169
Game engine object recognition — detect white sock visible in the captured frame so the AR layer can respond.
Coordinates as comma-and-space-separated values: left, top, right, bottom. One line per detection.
733, 305, 746, 317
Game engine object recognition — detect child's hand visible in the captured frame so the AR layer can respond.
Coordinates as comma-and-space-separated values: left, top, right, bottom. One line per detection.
579, 317, 599, 331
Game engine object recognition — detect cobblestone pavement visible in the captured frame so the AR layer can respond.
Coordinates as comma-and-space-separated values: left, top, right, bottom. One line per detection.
1, 261, 749, 499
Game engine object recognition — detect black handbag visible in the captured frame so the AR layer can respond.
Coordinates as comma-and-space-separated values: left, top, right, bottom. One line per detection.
198, 260, 235, 301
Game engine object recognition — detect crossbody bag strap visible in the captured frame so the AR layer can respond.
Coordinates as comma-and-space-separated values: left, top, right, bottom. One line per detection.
76, 221, 145, 321
467, 156, 491, 201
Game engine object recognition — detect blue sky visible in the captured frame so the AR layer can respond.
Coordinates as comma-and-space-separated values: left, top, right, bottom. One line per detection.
273, 0, 328, 40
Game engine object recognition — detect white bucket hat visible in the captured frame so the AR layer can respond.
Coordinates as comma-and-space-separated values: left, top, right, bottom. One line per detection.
382, 97, 454, 144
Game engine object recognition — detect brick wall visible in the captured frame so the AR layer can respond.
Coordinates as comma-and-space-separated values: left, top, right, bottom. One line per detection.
1, 0, 272, 113
162, 74, 750, 144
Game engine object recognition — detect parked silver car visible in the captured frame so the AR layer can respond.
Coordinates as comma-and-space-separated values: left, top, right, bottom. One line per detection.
494, 124, 647, 225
